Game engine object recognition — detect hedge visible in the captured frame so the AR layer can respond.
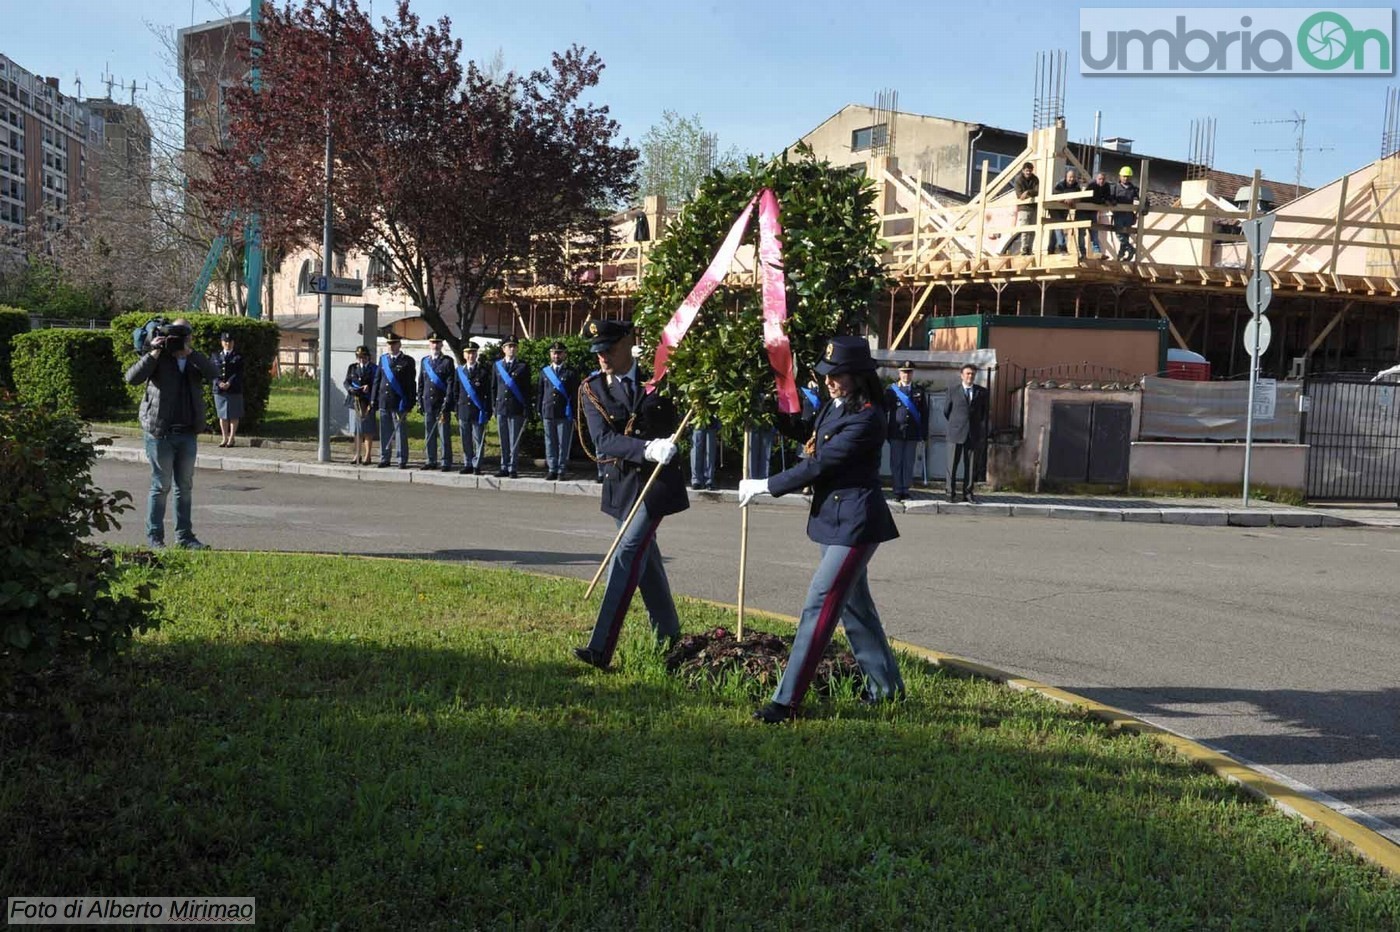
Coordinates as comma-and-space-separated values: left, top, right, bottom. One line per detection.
110, 313, 280, 433
0, 305, 30, 390
11, 329, 125, 419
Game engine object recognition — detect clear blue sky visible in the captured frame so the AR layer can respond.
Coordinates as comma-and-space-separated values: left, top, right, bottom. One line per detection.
4, 0, 1394, 188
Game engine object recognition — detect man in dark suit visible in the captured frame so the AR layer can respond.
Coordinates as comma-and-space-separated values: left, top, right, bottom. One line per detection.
372, 334, 416, 469
454, 341, 491, 475
417, 333, 456, 471
943, 363, 988, 502
491, 335, 530, 478
572, 319, 689, 670
537, 340, 580, 480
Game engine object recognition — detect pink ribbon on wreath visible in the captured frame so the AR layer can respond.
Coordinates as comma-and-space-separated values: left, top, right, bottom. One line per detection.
647, 189, 799, 414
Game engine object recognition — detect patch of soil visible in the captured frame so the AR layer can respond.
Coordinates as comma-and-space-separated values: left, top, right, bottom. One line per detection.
664, 627, 860, 696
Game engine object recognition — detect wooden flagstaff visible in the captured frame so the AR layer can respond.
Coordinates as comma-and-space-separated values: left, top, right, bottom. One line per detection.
737, 429, 751, 639
584, 407, 696, 599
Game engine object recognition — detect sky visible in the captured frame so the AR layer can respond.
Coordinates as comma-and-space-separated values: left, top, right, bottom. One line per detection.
3, 0, 1396, 189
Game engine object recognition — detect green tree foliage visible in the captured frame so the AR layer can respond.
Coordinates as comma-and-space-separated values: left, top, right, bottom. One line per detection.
0, 306, 30, 389
0, 395, 159, 678
632, 149, 886, 443
636, 110, 747, 205
11, 330, 124, 420
110, 313, 280, 432
0, 260, 111, 320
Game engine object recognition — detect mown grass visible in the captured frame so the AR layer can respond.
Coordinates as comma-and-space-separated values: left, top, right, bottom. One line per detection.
3, 552, 1396, 929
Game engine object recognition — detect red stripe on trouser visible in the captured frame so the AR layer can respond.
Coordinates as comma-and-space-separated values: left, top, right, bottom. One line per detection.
602, 520, 659, 661
789, 543, 871, 706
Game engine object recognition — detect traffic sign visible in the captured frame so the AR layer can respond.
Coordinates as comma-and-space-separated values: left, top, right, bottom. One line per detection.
312, 276, 364, 297
1246, 276, 1273, 315
1243, 316, 1272, 357
1241, 214, 1276, 258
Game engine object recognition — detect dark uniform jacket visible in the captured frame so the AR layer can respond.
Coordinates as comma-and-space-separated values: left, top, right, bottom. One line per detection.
211, 350, 244, 395
537, 363, 580, 420
884, 382, 928, 442
492, 357, 531, 417
372, 351, 416, 413
580, 366, 690, 521
943, 383, 989, 445
454, 361, 491, 424
417, 353, 456, 418
770, 399, 899, 547
343, 361, 377, 411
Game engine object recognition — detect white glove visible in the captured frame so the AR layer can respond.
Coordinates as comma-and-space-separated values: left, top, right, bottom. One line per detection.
738, 478, 770, 507
643, 438, 678, 464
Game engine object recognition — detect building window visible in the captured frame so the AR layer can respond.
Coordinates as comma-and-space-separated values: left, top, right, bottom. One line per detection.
851, 124, 888, 152
970, 150, 1018, 192
367, 249, 394, 287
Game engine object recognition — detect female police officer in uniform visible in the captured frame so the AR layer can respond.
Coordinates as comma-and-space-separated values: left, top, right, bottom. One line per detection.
738, 336, 905, 722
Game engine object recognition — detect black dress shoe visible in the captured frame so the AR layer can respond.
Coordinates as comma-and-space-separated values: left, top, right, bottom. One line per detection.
594, 476, 603, 484
474, 467, 484, 475
964, 492, 979, 504
376, 461, 390, 468
495, 469, 509, 478
571, 646, 610, 670
421, 463, 437, 470
441, 465, 454, 472
509, 471, 519, 479
459, 467, 471, 474
752, 701, 797, 724
547, 471, 558, 481
398, 463, 410, 469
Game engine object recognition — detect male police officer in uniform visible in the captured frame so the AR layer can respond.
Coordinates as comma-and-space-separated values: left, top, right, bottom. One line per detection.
572, 319, 689, 669
372, 334, 416, 468
454, 341, 491, 474
492, 335, 530, 478
885, 361, 927, 501
418, 333, 456, 471
537, 340, 580, 480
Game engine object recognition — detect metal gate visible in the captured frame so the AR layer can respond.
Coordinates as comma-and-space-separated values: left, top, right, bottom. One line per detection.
1302, 376, 1400, 502
1045, 402, 1132, 485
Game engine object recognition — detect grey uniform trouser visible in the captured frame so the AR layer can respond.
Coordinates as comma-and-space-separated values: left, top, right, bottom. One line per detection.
543, 417, 572, 473
379, 408, 409, 465
773, 542, 905, 708
888, 439, 917, 494
424, 403, 453, 467
496, 414, 525, 471
586, 502, 679, 664
457, 417, 486, 469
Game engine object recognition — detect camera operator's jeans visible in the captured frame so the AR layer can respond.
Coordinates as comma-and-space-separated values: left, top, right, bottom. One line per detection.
145, 430, 198, 544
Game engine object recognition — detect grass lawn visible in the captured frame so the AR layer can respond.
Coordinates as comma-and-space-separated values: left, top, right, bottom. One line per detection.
3, 552, 1396, 929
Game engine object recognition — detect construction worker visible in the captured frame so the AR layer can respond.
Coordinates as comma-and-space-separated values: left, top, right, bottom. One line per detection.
1111, 166, 1141, 261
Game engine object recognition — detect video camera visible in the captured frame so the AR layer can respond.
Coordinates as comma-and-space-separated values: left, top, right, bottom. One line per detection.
133, 317, 192, 354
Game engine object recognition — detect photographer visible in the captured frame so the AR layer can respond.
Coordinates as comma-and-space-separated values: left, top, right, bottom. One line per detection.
123, 318, 217, 549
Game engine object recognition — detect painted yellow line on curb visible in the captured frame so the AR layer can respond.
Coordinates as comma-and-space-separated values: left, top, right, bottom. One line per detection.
891, 639, 1400, 878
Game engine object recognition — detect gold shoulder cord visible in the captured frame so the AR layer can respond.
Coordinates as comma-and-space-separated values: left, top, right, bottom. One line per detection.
575, 378, 637, 466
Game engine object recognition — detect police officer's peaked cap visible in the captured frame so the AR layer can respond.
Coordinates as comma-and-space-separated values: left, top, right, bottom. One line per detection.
354, 344, 370, 355
464, 340, 479, 351
815, 336, 877, 376
219, 331, 234, 341
427, 333, 444, 342
385, 332, 402, 343
501, 334, 519, 347
548, 340, 568, 352
586, 319, 634, 354
897, 360, 914, 371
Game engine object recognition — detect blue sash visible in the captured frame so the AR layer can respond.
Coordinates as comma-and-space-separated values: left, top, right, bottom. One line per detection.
380, 354, 410, 413
422, 356, 447, 393
891, 384, 923, 433
541, 365, 573, 419
800, 386, 820, 411
495, 359, 526, 409
456, 366, 489, 424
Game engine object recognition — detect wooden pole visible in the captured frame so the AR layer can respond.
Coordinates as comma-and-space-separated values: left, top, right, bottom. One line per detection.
584, 407, 696, 599
737, 429, 750, 639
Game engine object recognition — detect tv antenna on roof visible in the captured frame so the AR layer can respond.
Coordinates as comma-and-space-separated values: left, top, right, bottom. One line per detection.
1253, 111, 1332, 202
100, 64, 116, 100
127, 79, 147, 106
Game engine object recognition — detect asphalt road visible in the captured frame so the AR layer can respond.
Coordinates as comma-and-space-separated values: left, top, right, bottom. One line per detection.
92, 459, 1400, 835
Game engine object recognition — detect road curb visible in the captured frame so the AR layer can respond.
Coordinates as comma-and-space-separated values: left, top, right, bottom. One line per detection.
889, 639, 1400, 879
96, 444, 1368, 528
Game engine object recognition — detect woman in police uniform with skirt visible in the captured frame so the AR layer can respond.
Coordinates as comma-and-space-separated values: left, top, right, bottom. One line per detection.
738, 336, 905, 723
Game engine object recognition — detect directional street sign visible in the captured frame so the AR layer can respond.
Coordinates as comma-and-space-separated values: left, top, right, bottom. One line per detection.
1243, 316, 1272, 358
312, 276, 364, 297
1241, 213, 1277, 258
1246, 276, 1273, 315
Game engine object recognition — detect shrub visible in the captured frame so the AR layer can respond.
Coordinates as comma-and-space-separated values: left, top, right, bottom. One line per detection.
11, 329, 124, 419
0, 393, 159, 678
0, 305, 29, 389
110, 312, 280, 433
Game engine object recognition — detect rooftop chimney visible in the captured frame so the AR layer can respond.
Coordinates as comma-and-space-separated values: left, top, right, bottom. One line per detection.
44, 76, 59, 90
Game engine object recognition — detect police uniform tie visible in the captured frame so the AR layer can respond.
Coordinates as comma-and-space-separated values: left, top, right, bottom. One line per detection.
621, 375, 635, 406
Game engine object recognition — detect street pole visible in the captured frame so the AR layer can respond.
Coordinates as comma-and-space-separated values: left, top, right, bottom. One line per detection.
1242, 279, 1259, 507
317, 0, 337, 464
